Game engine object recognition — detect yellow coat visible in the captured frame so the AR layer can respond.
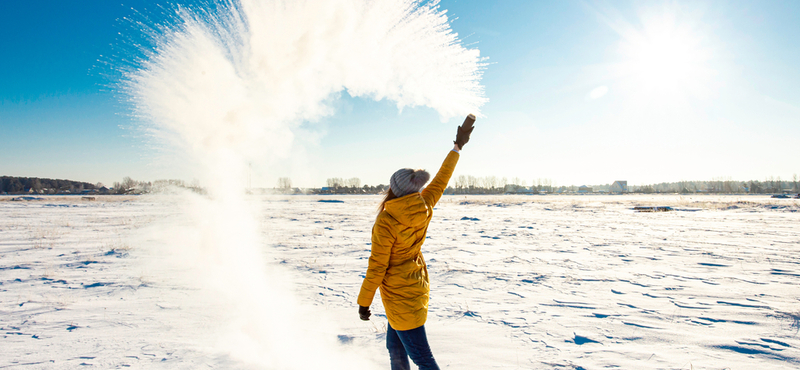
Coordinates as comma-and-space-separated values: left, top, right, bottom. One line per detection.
358, 150, 459, 331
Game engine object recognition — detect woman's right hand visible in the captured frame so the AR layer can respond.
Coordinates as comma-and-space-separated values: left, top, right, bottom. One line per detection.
454, 113, 476, 149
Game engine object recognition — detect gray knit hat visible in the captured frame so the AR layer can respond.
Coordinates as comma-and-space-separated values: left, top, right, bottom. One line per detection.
390, 168, 431, 197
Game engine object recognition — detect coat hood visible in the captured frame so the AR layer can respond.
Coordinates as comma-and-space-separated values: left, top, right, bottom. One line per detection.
384, 193, 430, 227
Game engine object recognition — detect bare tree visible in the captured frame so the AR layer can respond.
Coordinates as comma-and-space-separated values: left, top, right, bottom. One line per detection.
467, 175, 478, 189
488, 176, 495, 189
478, 176, 490, 190
277, 177, 292, 190
723, 179, 735, 193
543, 178, 554, 193
765, 176, 775, 193
347, 177, 361, 188
455, 175, 467, 191
122, 177, 137, 190
326, 178, 344, 188
113, 176, 138, 194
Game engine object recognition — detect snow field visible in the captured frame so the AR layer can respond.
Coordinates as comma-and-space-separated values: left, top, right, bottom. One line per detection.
1, 194, 799, 369
259, 194, 800, 369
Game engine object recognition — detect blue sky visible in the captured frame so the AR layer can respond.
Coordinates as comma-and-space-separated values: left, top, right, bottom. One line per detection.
2, 0, 799, 188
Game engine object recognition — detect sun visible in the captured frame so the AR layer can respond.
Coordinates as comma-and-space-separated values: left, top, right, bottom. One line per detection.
613, 6, 715, 99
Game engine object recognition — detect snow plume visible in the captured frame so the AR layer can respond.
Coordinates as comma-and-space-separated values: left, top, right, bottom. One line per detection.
122, 0, 485, 368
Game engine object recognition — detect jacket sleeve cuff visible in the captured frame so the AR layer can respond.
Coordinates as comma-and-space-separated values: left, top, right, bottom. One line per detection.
357, 286, 376, 307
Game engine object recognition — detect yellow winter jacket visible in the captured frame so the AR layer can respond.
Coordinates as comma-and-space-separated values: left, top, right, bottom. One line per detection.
358, 150, 459, 331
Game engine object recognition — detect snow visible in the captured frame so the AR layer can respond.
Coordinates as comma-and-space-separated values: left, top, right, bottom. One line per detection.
1, 194, 799, 369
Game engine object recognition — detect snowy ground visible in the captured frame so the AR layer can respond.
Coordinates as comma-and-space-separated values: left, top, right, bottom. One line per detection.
2, 194, 799, 369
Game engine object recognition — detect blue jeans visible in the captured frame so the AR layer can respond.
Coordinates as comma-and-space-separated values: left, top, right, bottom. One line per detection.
386, 323, 440, 370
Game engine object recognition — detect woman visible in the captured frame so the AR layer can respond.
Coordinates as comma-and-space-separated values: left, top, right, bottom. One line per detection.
357, 115, 475, 370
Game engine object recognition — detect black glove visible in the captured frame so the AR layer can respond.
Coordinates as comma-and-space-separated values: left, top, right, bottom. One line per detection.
359, 306, 371, 321
454, 114, 476, 149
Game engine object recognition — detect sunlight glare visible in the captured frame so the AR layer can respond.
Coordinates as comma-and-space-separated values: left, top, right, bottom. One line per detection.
616, 8, 714, 99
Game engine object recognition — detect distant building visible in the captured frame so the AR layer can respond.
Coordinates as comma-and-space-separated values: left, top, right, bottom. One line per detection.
610, 180, 628, 194
504, 184, 532, 194
578, 185, 593, 193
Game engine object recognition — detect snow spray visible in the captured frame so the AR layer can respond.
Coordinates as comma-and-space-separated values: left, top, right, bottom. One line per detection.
122, 0, 485, 367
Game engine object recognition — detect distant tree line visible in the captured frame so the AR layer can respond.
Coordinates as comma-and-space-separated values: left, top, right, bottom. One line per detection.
326, 177, 362, 189
628, 176, 799, 194
112, 177, 204, 194
270, 177, 388, 194
277, 176, 554, 195
318, 178, 388, 194
0, 176, 98, 194
0, 176, 208, 195
7, 174, 797, 196
442, 175, 799, 195
308, 175, 798, 195
449, 176, 556, 194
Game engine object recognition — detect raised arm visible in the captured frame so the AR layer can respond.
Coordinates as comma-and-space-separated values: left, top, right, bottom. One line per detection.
421, 114, 475, 207
421, 150, 460, 208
